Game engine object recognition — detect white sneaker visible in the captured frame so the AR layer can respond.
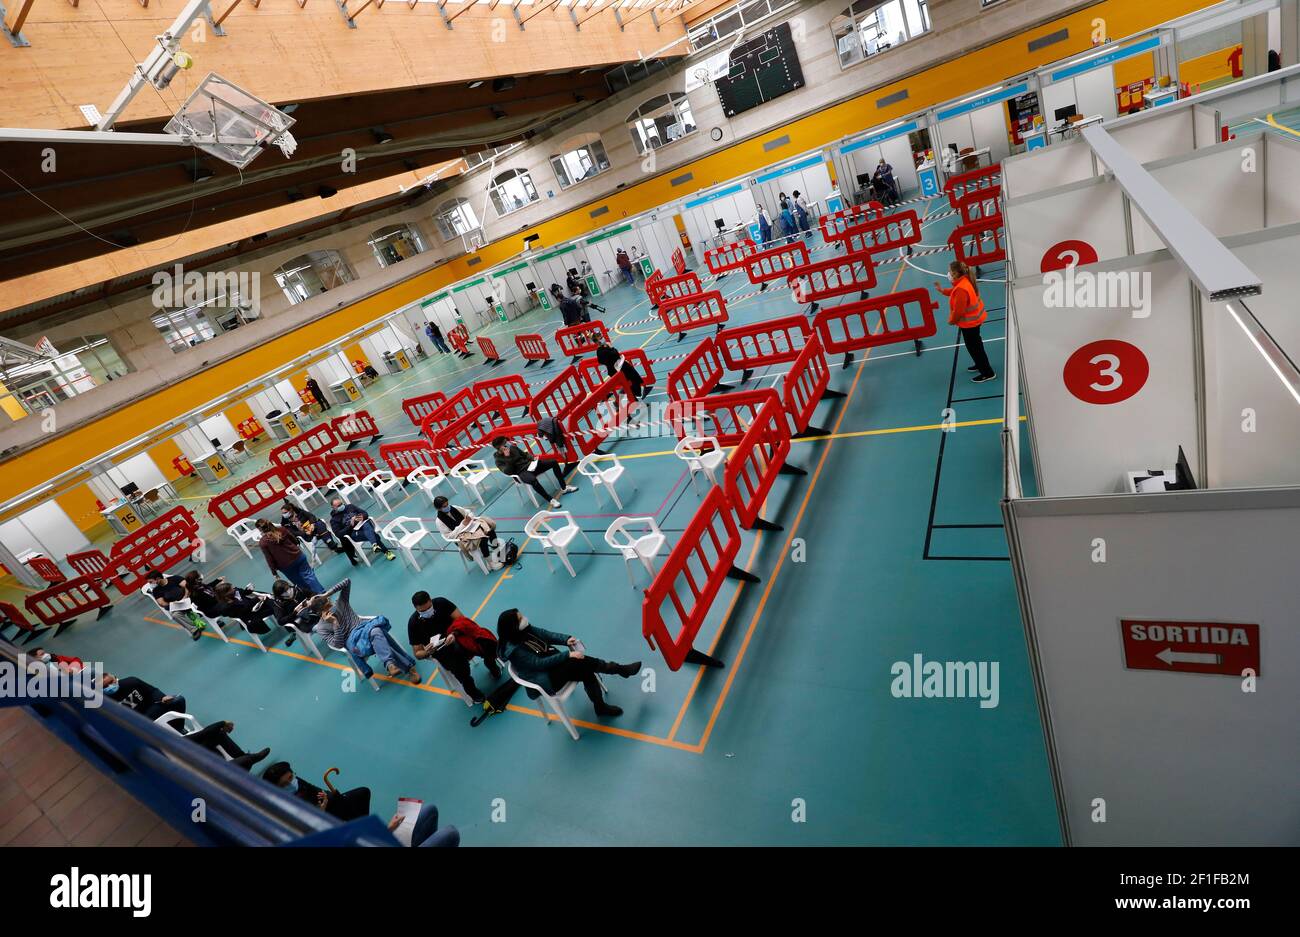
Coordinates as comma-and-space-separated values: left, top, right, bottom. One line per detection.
549, 498, 562, 509
563, 486, 578, 494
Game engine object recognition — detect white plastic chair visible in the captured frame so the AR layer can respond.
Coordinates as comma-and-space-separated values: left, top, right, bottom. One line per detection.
577, 453, 631, 508
327, 473, 367, 505
438, 518, 492, 575
154, 712, 235, 760
328, 638, 381, 691
506, 661, 583, 741
299, 535, 322, 567
363, 469, 401, 511
450, 459, 494, 506
507, 474, 541, 508
164, 603, 230, 645
286, 480, 326, 513
674, 435, 726, 494
381, 516, 432, 572
283, 618, 324, 660
227, 519, 262, 560
604, 516, 668, 588
406, 466, 448, 505
344, 529, 374, 567
524, 510, 594, 578
438, 664, 478, 708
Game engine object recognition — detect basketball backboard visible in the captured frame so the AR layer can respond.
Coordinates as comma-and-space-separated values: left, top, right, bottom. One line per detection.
164, 74, 298, 170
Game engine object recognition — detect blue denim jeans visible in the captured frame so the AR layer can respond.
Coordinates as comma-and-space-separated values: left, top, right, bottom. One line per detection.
348, 615, 415, 678
284, 554, 324, 594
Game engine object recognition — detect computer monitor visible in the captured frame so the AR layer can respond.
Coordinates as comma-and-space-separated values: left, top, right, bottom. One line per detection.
856, 172, 873, 189
120, 482, 140, 498
525, 281, 537, 292
1169, 446, 1198, 491
210, 438, 221, 449
1054, 104, 1078, 122
714, 218, 726, 232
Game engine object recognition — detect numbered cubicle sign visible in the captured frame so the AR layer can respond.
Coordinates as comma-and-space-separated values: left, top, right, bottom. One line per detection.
537, 289, 552, 310
280, 412, 301, 436
918, 165, 940, 197
341, 378, 362, 402
394, 349, 411, 370
639, 257, 654, 278
206, 454, 231, 480
824, 195, 844, 214
584, 275, 601, 296
1062, 340, 1149, 405
494, 302, 508, 323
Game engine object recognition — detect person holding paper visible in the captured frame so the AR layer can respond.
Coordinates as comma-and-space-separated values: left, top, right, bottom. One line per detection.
492, 436, 576, 509
433, 496, 500, 567
388, 800, 460, 847
407, 593, 500, 704
496, 609, 640, 719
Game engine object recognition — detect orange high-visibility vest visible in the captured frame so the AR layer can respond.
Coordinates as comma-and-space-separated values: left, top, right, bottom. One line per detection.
951, 277, 987, 328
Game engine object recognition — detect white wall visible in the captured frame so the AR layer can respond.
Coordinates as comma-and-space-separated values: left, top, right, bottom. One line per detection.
1006, 179, 1129, 279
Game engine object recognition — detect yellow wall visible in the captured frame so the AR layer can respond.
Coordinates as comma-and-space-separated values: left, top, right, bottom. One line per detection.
1180, 44, 1242, 89
54, 483, 105, 536
0, 0, 1216, 505
223, 400, 256, 432
147, 437, 188, 481
343, 342, 370, 368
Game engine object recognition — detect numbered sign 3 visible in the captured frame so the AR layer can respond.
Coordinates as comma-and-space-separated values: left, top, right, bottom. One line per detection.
1063, 340, 1149, 404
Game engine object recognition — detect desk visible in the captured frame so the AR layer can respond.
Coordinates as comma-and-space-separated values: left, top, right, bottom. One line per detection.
327, 378, 362, 406
943, 147, 992, 174
265, 410, 302, 440
101, 500, 145, 535
382, 349, 413, 374
191, 450, 233, 486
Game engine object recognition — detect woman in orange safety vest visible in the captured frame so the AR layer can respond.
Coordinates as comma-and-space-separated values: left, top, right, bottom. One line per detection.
935, 260, 996, 383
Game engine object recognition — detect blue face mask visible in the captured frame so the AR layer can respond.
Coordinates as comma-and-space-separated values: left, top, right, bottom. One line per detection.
103, 681, 119, 694
286, 777, 299, 793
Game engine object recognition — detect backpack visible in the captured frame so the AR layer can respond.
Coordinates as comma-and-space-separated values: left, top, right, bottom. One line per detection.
501, 538, 520, 567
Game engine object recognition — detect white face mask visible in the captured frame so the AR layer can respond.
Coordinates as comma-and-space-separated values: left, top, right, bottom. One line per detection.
518, 615, 530, 631
418, 607, 435, 619
38, 653, 52, 663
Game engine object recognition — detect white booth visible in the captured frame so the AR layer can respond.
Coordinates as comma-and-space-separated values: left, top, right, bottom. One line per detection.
836, 119, 925, 204
680, 182, 758, 267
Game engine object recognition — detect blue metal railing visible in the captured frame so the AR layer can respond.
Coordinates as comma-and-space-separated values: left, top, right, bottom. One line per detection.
0, 638, 398, 847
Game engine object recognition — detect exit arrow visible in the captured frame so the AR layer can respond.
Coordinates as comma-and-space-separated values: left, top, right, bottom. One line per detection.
1155, 648, 1222, 666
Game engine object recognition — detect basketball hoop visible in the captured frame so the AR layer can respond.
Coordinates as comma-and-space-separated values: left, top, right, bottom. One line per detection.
165, 74, 298, 170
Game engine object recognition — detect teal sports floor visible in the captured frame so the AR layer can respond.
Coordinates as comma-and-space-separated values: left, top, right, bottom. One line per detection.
6, 195, 1060, 845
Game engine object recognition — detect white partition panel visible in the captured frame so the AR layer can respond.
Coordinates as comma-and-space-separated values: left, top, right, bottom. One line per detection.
1002, 139, 1096, 199
970, 103, 1012, 166
1108, 107, 1195, 164
1008, 488, 1300, 846
0, 518, 45, 560
1075, 66, 1120, 123
1012, 255, 1200, 496
14, 502, 90, 559
1203, 228, 1300, 488
1132, 140, 1266, 252
197, 414, 239, 449
1006, 180, 1129, 279
248, 386, 292, 421
1192, 103, 1220, 147
1264, 136, 1300, 226
113, 453, 167, 492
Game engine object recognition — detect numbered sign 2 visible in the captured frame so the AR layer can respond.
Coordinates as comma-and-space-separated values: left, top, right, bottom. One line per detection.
1041, 239, 1099, 273
1063, 340, 1149, 404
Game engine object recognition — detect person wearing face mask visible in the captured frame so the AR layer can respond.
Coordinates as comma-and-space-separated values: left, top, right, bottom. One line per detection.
934, 259, 995, 383
306, 578, 421, 683
495, 609, 640, 718
261, 762, 371, 821
280, 500, 351, 562
432, 496, 500, 569
407, 593, 500, 704
100, 673, 186, 720
28, 648, 83, 673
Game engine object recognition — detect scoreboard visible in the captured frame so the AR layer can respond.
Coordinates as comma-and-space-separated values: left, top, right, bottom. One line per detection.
715, 22, 805, 118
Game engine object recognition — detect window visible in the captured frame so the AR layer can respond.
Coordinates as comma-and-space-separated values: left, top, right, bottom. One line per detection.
433, 198, 481, 242
273, 250, 356, 305
550, 133, 611, 189
0, 334, 129, 418
688, 0, 800, 52
151, 276, 258, 353
488, 168, 539, 217
627, 93, 698, 155
831, 0, 930, 70
368, 223, 427, 267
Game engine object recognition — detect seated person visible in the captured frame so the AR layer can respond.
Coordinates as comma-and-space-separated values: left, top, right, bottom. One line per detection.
495, 608, 640, 719
280, 501, 351, 562
100, 672, 186, 720
491, 436, 576, 509
408, 592, 500, 703
142, 568, 205, 640
28, 648, 84, 674
261, 761, 371, 822
212, 581, 274, 635
432, 496, 500, 569
328, 498, 396, 562
305, 578, 421, 683
172, 718, 270, 771
182, 570, 222, 618
388, 803, 460, 847
270, 579, 314, 646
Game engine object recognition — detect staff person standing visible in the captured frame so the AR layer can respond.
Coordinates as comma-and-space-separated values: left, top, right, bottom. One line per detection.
935, 260, 995, 383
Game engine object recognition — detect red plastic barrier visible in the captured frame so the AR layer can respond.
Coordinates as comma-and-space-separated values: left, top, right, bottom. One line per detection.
107, 521, 204, 595
780, 330, 832, 435
704, 238, 757, 275
812, 288, 939, 358
491, 421, 573, 464
577, 347, 656, 391
25, 576, 113, 628
279, 456, 332, 486
237, 417, 265, 440
744, 241, 811, 284
723, 393, 792, 530
324, 449, 378, 480
817, 201, 885, 243
451, 323, 469, 345
331, 410, 381, 444
644, 270, 664, 302
474, 374, 533, 416
380, 441, 441, 479
449, 328, 470, 355
268, 422, 339, 466
514, 333, 552, 363
172, 455, 194, 476
652, 270, 703, 306
718, 314, 811, 372
671, 247, 687, 275
658, 290, 729, 335
531, 364, 594, 423
432, 396, 511, 470
829, 209, 922, 255
955, 184, 1002, 225
109, 506, 199, 559
26, 555, 67, 585
671, 388, 780, 446
0, 600, 41, 638
945, 164, 1000, 208
477, 336, 504, 362
422, 386, 479, 442
787, 249, 878, 303
401, 390, 448, 428
641, 485, 747, 671
555, 320, 609, 358
66, 549, 127, 596
949, 217, 1006, 266
206, 465, 290, 527
666, 336, 727, 402
563, 372, 635, 457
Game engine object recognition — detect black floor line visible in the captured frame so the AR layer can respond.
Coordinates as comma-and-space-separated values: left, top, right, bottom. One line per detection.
932, 523, 1004, 529
949, 394, 1004, 403
925, 555, 1010, 562
921, 327, 960, 561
